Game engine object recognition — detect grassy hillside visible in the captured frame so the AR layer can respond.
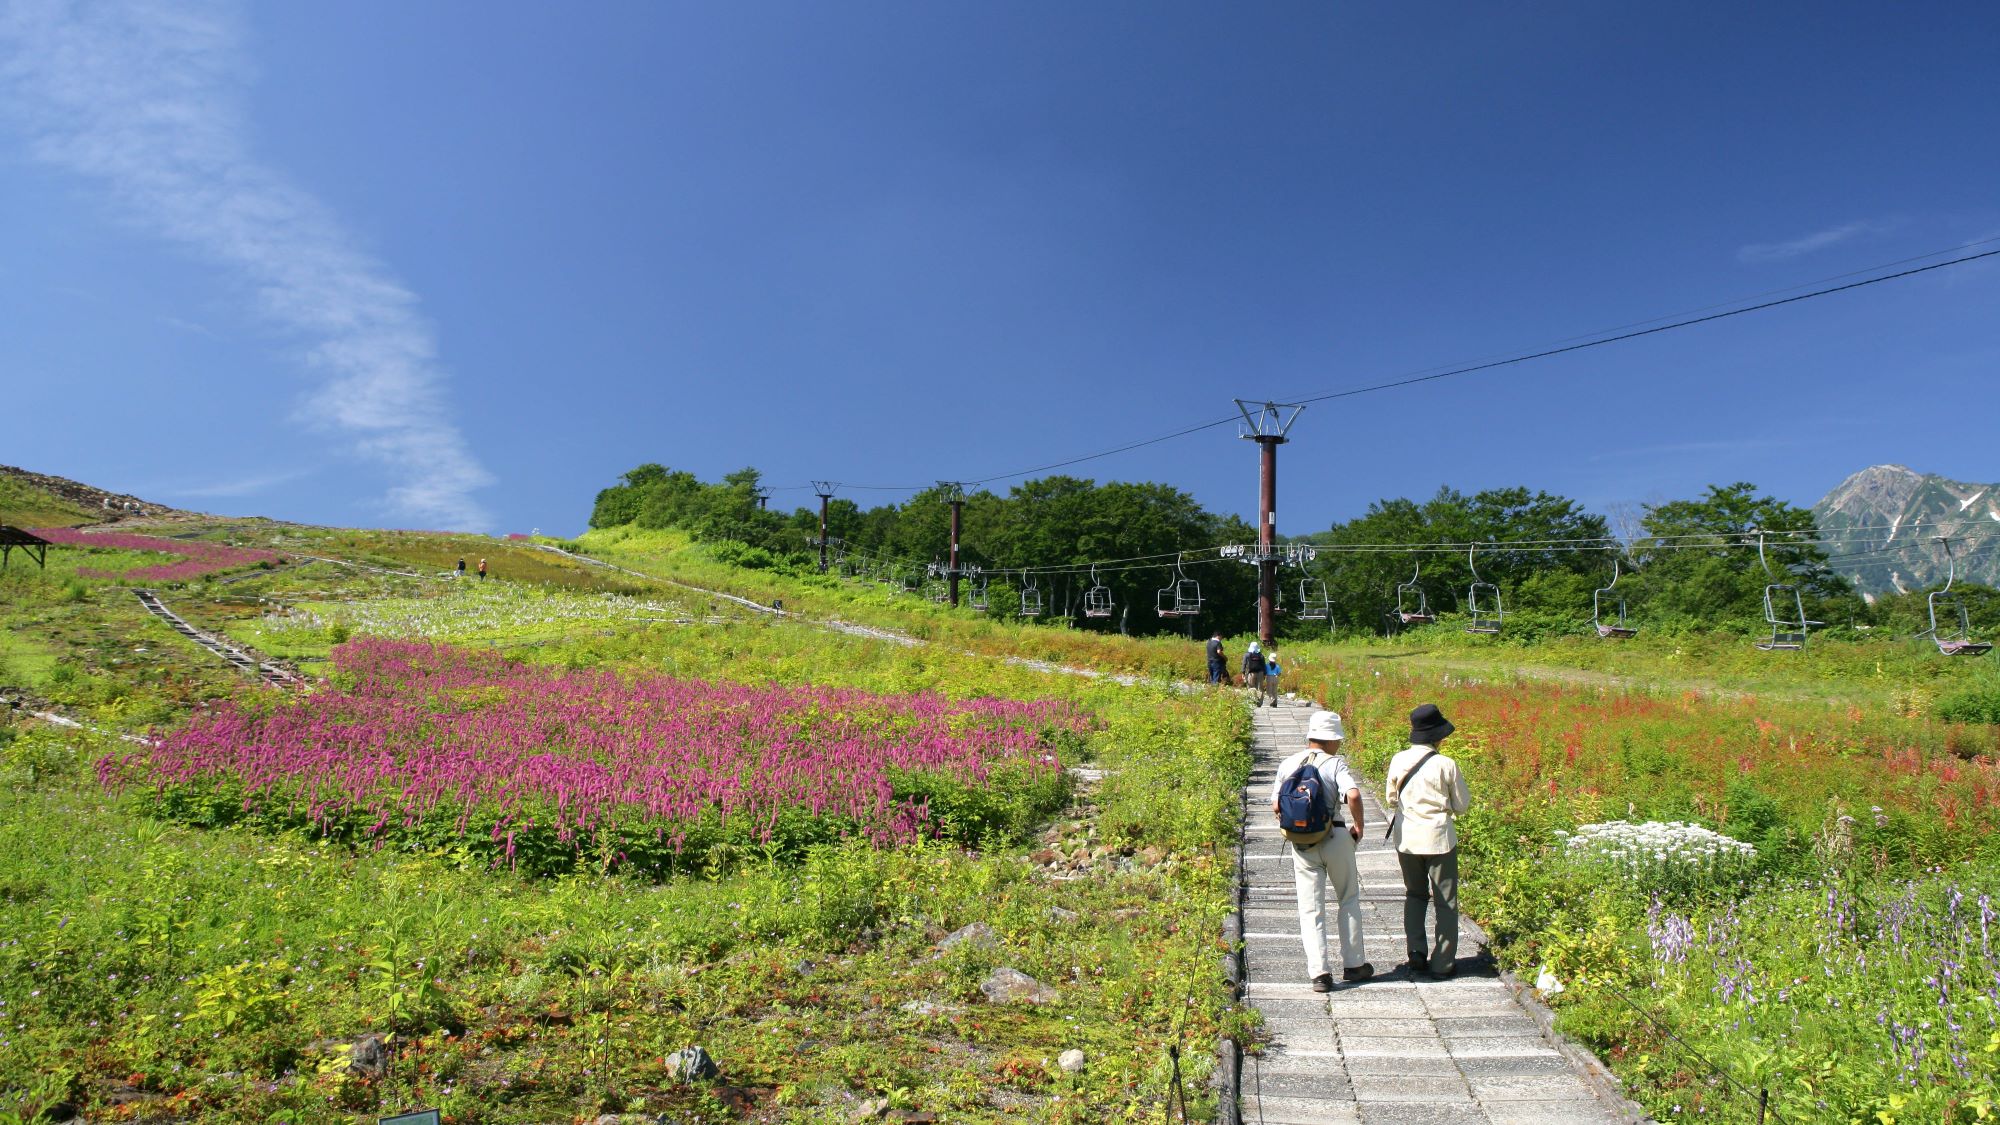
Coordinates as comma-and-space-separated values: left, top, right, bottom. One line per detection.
6, 507, 1999, 1123
0, 518, 1253, 1125
0, 471, 95, 528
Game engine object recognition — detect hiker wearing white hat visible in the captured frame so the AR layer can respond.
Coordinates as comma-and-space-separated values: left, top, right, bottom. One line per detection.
1269, 709, 1373, 991
1239, 641, 1265, 694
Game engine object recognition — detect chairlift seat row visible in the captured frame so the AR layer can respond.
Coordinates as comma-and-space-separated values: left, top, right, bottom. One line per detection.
1752, 530, 1822, 652
1396, 564, 1432, 626
1083, 565, 1114, 618
1298, 576, 1331, 621
1155, 566, 1202, 618
1927, 537, 1992, 657
1594, 556, 1638, 640
1464, 545, 1504, 636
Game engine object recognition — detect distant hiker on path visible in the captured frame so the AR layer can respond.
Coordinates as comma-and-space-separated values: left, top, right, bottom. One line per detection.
1272, 709, 1372, 991
1260, 647, 1282, 708
1386, 703, 1472, 978
477, 558, 487, 581
455, 558, 466, 579
1205, 633, 1226, 684
1240, 641, 1264, 694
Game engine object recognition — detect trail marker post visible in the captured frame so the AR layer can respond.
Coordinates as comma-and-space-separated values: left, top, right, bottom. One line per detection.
1235, 400, 1304, 646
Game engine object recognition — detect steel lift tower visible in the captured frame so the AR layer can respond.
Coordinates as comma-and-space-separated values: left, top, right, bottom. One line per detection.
1236, 400, 1305, 646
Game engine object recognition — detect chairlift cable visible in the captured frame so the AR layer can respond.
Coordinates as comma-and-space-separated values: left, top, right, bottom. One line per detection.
765, 239, 2000, 495
1288, 248, 2000, 408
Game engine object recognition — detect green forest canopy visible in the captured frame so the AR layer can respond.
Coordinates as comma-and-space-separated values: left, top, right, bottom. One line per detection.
589, 467, 1985, 639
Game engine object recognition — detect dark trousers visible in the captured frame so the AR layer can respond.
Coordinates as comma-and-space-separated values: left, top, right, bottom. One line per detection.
1207, 660, 1225, 684
1397, 849, 1459, 974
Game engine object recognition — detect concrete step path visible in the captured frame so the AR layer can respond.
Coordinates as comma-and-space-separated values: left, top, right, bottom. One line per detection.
1237, 699, 1629, 1125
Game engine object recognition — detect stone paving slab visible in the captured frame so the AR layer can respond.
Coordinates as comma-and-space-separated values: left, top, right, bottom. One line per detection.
1235, 700, 1635, 1125
1242, 1096, 1363, 1124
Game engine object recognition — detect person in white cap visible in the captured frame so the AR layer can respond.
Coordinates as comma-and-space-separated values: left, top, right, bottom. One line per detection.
1239, 641, 1264, 694
1270, 709, 1373, 991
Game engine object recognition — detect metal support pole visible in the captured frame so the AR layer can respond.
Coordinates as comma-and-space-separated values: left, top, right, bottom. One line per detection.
1234, 400, 1303, 649
948, 497, 964, 608
812, 481, 836, 574
1256, 435, 1279, 646
936, 482, 967, 609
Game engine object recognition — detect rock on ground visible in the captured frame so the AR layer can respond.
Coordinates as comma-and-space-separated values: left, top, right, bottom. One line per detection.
980, 967, 1059, 1005
664, 1045, 719, 1082
935, 921, 997, 952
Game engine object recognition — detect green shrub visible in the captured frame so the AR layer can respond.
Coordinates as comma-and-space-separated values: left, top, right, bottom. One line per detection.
1935, 683, 2000, 723
704, 539, 777, 570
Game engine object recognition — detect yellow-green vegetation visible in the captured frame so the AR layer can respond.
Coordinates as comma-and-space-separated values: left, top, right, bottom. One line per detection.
1295, 648, 2000, 1124
0, 472, 95, 528
312, 529, 655, 595
0, 561, 248, 726
578, 526, 1206, 679
0, 521, 1254, 1124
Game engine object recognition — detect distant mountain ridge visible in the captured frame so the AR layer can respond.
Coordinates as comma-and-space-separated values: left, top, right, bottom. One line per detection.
1813, 465, 2000, 597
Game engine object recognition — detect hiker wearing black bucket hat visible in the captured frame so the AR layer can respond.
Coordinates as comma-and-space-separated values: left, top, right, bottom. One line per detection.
1386, 703, 1471, 978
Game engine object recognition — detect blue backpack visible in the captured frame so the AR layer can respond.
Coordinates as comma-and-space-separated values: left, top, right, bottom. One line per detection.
1277, 753, 1335, 846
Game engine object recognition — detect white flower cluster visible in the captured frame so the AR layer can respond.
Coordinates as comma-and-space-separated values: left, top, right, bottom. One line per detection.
263, 586, 697, 640
1557, 820, 1757, 889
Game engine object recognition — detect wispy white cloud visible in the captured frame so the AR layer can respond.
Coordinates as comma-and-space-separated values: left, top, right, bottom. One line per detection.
160, 466, 309, 499
0, 0, 492, 529
157, 313, 222, 339
1737, 219, 1897, 264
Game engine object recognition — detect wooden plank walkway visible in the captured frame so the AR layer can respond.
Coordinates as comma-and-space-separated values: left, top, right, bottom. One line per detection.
1238, 698, 1630, 1124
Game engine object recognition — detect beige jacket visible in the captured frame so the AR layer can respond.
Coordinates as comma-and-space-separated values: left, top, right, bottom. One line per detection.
1385, 744, 1470, 855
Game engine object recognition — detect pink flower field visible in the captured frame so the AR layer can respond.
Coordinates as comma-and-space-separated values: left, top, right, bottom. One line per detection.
33, 526, 282, 582
101, 638, 1086, 875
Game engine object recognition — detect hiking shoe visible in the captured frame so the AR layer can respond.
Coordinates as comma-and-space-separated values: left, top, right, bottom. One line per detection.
1310, 973, 1335, 993
1342, 963, 1375, 982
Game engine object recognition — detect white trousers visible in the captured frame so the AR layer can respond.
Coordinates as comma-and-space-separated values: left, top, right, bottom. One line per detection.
1290, 829, 1366, 977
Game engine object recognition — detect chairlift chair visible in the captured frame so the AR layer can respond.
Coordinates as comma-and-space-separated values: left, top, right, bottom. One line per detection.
1395, 563, 1435, 625
1083, 565, 1114, 619
1465, 544, 1503, 636
1155, 554, 1202, 617
1594, 555, 1637, 639
1018, 571, 1044, 617
1752, 529, 1823, 651
1298, 575, 1332, 621
969, 574, 990, 613
1926, 536, 1992, 656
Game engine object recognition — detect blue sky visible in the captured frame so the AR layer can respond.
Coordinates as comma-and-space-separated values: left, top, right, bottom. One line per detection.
3, 1, 1996, 536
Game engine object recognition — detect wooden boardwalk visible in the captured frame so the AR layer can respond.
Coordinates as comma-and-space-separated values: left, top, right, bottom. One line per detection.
1237, 699, 1632, 1124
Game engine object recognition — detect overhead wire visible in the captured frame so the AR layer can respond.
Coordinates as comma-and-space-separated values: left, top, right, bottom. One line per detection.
764, 236, 2000, 496
1288, 247, 2000, 408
